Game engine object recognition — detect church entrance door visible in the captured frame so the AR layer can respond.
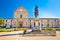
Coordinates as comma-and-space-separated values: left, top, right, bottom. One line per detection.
19, 21, 23, 28
20, 24, 22, 28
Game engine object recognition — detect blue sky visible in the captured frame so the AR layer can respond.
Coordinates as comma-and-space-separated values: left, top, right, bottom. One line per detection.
0, 0, 60, 18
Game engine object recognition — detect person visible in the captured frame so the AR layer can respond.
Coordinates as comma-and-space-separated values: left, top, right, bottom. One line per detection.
23, 30, 26, 36
30, 24, 31, 28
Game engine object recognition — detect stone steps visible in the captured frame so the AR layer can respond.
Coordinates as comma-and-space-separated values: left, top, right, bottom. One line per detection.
24, 30, 56, 36
32, 27, 40, 30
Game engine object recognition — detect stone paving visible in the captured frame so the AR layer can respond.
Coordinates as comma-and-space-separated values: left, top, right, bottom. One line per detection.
0, 31, 60, 40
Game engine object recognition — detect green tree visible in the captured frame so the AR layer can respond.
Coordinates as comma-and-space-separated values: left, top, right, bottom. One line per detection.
34, 5, 39, 18
47, 22, 50, 28
0, 19, 4, 28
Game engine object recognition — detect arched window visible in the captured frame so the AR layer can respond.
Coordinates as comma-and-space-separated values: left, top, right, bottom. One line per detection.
48, 20, 49, 22
41, 24, 43, 27
30, 20, 31, 22
39, 23, 40, 26
34, 22, 35, 27
54, 20, 56, 22
11, 20, 12, 22
20, 15, 22, 18
41, 20, 43, 22
6, 20, 7, 22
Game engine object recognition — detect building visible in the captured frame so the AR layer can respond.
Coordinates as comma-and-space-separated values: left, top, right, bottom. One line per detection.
4, 7, 59, 30
58, 19, 60, 27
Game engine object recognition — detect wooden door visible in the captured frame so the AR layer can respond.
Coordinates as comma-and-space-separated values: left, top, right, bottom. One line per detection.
20, 24, 22, 28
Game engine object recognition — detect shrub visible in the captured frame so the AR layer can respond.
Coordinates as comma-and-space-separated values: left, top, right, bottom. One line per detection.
52, 28, 56, 31
56, 28, 60, 31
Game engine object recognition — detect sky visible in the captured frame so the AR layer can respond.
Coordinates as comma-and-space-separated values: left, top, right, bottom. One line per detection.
0, 0, 60, 18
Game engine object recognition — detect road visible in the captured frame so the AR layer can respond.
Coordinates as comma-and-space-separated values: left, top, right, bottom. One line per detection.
0, 36, 60, 40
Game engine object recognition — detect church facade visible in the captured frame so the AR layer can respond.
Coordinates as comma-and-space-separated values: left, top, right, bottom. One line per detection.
4, 7, 59, 29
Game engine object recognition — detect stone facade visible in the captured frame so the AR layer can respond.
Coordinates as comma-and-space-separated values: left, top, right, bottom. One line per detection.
4, 7, 59, 28
14, 7, 28, 18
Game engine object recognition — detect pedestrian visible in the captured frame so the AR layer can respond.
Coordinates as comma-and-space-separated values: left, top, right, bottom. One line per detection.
23, 30, 26, 36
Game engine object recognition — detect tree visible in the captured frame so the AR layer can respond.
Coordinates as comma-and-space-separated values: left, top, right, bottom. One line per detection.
34, 5, 39, 18
0, 19, 4, 28
47, 22, 50, 28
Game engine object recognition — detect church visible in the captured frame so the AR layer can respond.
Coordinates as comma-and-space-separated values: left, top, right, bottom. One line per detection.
4, 7, 59, 30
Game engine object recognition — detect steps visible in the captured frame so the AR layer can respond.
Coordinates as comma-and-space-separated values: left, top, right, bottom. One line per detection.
24, 30, 56, 36
32, 27, 40, 31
